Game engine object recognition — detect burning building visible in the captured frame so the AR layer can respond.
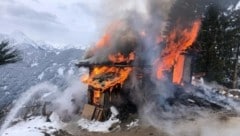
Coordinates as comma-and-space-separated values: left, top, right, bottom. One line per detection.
76, 20, 201, 121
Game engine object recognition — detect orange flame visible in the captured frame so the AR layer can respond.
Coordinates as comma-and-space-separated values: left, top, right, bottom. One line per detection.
86, 21, 125, 57
86, 33, 110, 58
81, 21, 134, 103
156, 20, 201, 80
82, 66, 132, 91
96, 33, 110, 49
172, 55, 185, 84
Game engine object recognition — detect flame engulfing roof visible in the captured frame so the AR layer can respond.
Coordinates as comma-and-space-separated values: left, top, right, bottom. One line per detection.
81, 66, 132, 91
77, 19, 201, 89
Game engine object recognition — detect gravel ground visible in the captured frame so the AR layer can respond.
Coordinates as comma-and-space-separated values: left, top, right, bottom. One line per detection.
64, 123, 166, 136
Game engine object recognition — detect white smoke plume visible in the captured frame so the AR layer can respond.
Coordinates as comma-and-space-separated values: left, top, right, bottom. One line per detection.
78, 0, 240, 135
0, 82, 59, 135
84, 0, 175, 63
141, 108, 240, 136
0, 71, 88, 134
50, 79, 87, 121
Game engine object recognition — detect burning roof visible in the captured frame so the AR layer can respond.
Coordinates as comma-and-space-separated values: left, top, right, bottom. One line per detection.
73, 0, 240, 124
81, 66, 132, 91
156, 20, 201, 84
77, 19, 201, 87
83, 22, 138, 65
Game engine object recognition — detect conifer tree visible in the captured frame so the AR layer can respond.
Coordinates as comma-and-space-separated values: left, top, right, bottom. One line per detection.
0, 41, 21, 65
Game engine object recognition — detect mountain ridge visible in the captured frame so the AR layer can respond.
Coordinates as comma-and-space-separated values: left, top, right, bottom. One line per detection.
0, 31, 87, 51
0, 31, 85, 112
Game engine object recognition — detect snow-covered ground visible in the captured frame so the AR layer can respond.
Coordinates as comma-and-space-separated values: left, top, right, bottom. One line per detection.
192, 77, 240, 98
78, 107, 120, 133
1, 113, 64, 136
1, 107, 128, 136
236, 0, 240, 10
126, 119, 139, 130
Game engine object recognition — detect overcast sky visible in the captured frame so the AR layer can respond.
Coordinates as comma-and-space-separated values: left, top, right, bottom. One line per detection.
0, 0, 109, 48
0, 0, 165, 48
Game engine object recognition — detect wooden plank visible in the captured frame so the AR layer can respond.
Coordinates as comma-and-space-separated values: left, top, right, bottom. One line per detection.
81, 104, 96, 120
94, 107, 103, 121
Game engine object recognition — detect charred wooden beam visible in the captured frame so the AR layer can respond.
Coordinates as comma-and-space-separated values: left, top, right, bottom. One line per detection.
75, 60, 151, 68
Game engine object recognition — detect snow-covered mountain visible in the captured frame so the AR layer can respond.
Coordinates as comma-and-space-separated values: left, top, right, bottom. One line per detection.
0, 31, 39, 50
0, 31, 88, 50
0, 32, 85, 110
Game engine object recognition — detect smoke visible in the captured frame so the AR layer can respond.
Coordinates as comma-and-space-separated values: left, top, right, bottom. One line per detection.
0, 82, 59, 135
83, 1, 240, 135
101, 0, 174, 21
78, 0, 240, 135
50, 79, 87, 121
84, 0, 175, 64
141, 103, 240, 136
85, 0, 240, 64
142, 111, 240, 136
85, 22, 139, 64
0, 71, 88, 134
135, 76, 240, 136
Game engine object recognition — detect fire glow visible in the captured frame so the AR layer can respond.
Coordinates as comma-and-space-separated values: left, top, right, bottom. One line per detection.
81, 20, 201, 92
156, 20, 201, 84
81, 66, 132, 91
108, 52, 135, 63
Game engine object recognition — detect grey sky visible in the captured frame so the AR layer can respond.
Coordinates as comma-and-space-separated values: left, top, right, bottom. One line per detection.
0, 0, 154, 48
0, 0, 106, 48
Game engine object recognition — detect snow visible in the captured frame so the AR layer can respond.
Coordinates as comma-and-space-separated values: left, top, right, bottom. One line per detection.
1, 113, 64, 136
110, 106, 119, 116
228, 4, 234, 11
78, 117, 119, 133
67, 67, 74, 75
187, 99, 195, 103
10, 31, 38, 48
41, 92, 54, 100
78, 106, 120, 133
36, 40, 56, 50
0, 31, 85, 50
31, 62, 39, 67
4, 91, 10, 95
38, 72, 45, 80
236, 1, 240, 10
2, 86, 8, 90
126, 119, 139, 130
228, 94, 234, 98
192, 77, 204, 87
229, 89, 240, 92
57, 67, 65, 76
219, 90, 227, 95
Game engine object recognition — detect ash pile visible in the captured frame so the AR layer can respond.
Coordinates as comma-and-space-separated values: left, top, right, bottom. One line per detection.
76, 21, 240, 122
